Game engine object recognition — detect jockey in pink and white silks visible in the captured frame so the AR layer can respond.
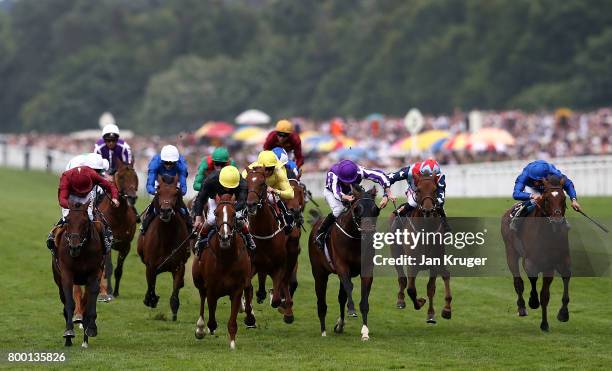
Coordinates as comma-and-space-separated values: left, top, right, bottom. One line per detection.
387, 158, 451, 231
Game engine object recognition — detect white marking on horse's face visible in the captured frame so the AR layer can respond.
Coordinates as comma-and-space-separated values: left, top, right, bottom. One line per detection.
222, 205, 229, 235
551, 191, 559, 197
251, 177, 256, 183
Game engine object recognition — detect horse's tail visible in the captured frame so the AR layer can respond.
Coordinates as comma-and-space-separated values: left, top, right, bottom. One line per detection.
307, 208, 322, 226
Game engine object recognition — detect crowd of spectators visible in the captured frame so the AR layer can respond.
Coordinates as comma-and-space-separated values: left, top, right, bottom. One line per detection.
2, 108, 612, 174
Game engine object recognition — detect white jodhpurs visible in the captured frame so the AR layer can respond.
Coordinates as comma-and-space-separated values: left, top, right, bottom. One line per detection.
205, 198, 217, 226
323, 189, 345, 217
61, 192, 94, 221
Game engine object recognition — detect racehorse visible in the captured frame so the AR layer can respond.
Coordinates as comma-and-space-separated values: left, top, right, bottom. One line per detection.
389, 174, 452, 323
501, 174, 571, 331
137, 175, 190, 321
52, 201, 104, 348
98, 157, 138, 298
193, 194, 255, 349
308, 186, 379, 340
245, 166, 298, 324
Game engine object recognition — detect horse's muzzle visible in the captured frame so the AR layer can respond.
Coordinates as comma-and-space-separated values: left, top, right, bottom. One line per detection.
159, 208, 175, 222
125, 195, 137, 207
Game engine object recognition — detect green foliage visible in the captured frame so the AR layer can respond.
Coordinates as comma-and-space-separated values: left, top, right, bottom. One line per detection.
2, 0, 612, 133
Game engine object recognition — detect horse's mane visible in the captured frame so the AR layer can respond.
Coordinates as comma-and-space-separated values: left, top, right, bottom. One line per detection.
161, 175, 175, 185
546, 174, 562, 186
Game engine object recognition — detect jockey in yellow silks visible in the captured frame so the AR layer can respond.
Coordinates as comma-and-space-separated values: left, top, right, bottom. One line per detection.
243, 150, 294, 233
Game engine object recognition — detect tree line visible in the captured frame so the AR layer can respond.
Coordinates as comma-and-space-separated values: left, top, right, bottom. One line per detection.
1, 0, 611, 134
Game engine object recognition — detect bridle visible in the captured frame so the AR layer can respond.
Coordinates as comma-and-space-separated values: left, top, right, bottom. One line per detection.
415, 176, 440, 216
156, 187, 177, 222
536, 185, 566, 225
114, 167, 138, 206
214, 200, 237, 245
246, 169, 267, 212
64, 209, 92, 257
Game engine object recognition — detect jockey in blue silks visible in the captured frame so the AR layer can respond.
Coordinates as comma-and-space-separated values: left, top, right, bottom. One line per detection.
510, 160, 582, 231
141, 145, 192, 235
272, 147, 300, 179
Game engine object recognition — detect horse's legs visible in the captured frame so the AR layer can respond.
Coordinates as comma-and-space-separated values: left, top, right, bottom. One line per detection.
195, 287, 206, 339
289, 268, 298, 298
528, 275, 540, 309
391, 243, 407, 309
540, 274, 554, 331
441, 268, 452, 319
104, 251, 113, 296
61, 273, 75, 346
270, 269, 283, 308
557, 274, 571, 322
243, 283, 257, 328
426, 274, 437, 324
206, 296, 218, 335
359, 276, 374, 341
143, 265, 159, 308
83, 272, 100, 341
406, 269, 426, 310
334, 283, 347, 334
256, 271, 267, 304
314, 270, 329, 336
72, 285, 84, 323
170, 264, 185, 321
113, 247, 129, 297
506, 248, 526, 316
228, 289, 242, 350
339, 274, 357, 317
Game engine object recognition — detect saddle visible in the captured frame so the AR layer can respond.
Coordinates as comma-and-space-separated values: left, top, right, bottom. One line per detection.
509, 202, 524, 219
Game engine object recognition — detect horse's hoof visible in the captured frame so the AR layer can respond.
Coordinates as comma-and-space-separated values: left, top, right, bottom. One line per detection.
85, 326, 97, 338
73, 314, 83, 324
283, 314, 294, 324
426, 316, 437, 324
347, 309, 358, 318
528, 295, 540, 309
230, 340, 236, 350
63, 329, 75, 338
518, 308, 528, 317
81, 341, 89, 349
415, 298, 426, 310
113, 291, 120, 298
360, 325, 369, 341
195, 329, 205, 339
540, 322, 549, 332
172, 314, 177, 322
256, 297, 264, 304
441, 309, 452, 320
557, 308, 569, 322
64, 338, 72, 347
396, 301, 406, 309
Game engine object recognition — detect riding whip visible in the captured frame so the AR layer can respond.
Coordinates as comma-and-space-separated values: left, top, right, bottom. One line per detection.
577, 210, 609, 233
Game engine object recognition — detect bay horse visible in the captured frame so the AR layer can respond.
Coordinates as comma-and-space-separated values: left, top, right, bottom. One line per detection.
501, 175, 571, 331
245, 166, 298, 324
98, 157, 138, 298
137, 174, 190, 321
389, 174, 452, 323
308, 186, 379, 340
193, 194, 255, 349
52, 201, 104, 348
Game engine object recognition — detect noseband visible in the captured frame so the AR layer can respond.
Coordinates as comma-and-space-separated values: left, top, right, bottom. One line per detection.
537, 186, 566, 224
64, 214, 91, 257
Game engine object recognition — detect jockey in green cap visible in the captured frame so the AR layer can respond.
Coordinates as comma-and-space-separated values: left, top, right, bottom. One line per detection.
193, 147, 237, 191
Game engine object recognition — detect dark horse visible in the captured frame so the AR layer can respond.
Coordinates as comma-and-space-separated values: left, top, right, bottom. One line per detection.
193, 194, 255, 349
137, 175, 190, 320
98, 157, 138, 298
501, 175, 571, 331
389, 174, 452, 323
245, 167, 298, 324
308, 186, 379, 340
52, 201, 104, 348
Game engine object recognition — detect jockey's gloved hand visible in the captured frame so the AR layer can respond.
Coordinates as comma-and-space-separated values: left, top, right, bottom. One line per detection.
112, 198, 120, 207
571, 199, 582, 212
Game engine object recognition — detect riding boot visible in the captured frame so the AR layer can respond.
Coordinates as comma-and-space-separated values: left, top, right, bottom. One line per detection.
438, 207, 452, 232
194, 225, 215, 255
277, 200, 294, 234
140, 205, 155, 234
103, 226, 114, 254
47, 218, 65, 251
315, 213, 336, 249
180, 207, 194, 237
240, 224, 256, 250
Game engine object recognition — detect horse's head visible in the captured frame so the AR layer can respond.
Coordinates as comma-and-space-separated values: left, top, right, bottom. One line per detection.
349, 185, 380, 233
285, 179, 306, 227
64, 201, 91, 257
539, 175, 566, 225
245, 166, 267, 215
214, 194, 237, 250
114, 159, 139, 206
156, 174, 179, 222
415, 174, 439, 217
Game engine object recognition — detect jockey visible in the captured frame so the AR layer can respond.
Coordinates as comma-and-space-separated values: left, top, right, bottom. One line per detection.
510, 160, 581, 231
192, 166, 255, 252
193, 147, 237, 191
141, 145, 192, 234
387, 158, 451, 231
272, 147, 299, 179
46, 164, 119, 253
94, 123, 132, 176
315, 159, 394, 247
243, 150, 295, 234
263, 119, 304, 169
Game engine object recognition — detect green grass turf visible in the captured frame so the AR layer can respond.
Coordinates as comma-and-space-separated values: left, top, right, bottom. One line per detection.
1, 167, 611, 370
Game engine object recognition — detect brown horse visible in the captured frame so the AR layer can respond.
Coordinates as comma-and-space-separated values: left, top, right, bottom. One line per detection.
308, 186, 379, 340
137, 174, 190, 320
245, 166, 297, 324
389, 174, 452, 323
52, 201, 104, 348
501, 175, 571, 331
98, 157, 138, 298
193, 194, 255, 349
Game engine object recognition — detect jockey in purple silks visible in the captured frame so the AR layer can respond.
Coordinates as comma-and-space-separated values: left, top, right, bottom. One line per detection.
315, 159, 394, 248
94, 123, 138, 220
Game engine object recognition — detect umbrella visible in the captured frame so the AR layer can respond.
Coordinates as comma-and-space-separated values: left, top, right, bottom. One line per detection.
316, 136, 356, 153
444, 133, 470, 150
232, 126, 266, 141
195, 122, 234, 138
235, 109, 270, 125
430, 137, 449, 152
299, 130, 320, 141
391, 130, 450, 151
468, 128, 515, 147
